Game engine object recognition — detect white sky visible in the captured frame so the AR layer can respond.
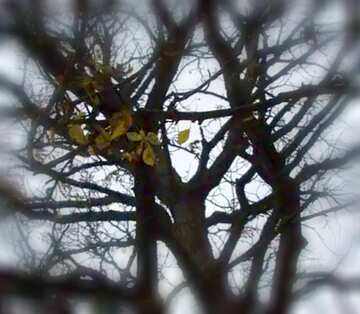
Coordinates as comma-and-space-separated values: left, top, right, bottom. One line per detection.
0, 3, 360, 313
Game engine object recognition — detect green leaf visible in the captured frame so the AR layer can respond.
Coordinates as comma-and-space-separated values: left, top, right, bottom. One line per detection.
177, 128, 190, 145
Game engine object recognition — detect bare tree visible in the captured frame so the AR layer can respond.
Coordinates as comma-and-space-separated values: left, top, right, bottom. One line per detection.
0, 0, 359, 314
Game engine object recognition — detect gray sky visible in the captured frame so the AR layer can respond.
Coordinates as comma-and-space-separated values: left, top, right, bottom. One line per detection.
0, 3, 360, 313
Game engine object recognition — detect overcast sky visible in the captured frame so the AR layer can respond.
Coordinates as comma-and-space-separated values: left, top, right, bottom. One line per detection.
0, 4, 360, 313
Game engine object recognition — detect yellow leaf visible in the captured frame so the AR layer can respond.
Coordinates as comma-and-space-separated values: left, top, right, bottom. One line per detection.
88, 145, 96, 155
177, 128, 190, 145
127, 132, 143, 142
109, 111, 133, 140
146, 132, 160, 145
110, 120, 128, 140
110, 111, 133, 129
109, 112, 122, 128
95, 129, 111, 150
62, 101, 72, 118
82, 80, 100, 106
56, 74, 65, 84
68, 124, 88, 145
90, 94, 100, 106
135, 142, 144, 158
73, 112, 86, 120
242, 114, 256, 123
122, 152, 133, 163
48, 128, 55, 143
142, 144, 156, 167
95, 137, 110, 150
123, 110, 133, 128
